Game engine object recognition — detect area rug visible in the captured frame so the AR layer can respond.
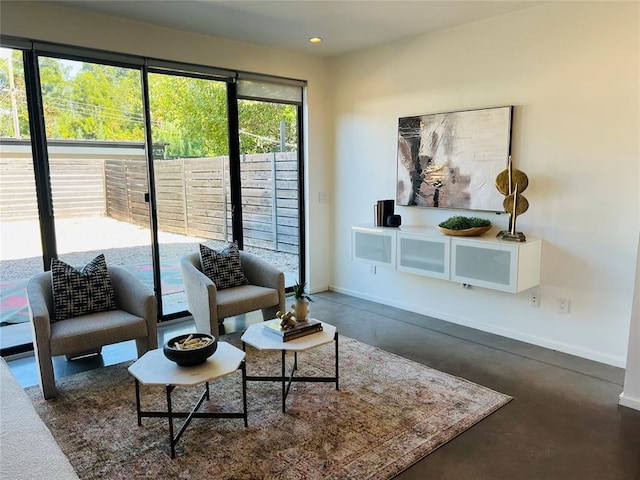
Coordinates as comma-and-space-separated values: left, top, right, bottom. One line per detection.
26, 333, 511, 480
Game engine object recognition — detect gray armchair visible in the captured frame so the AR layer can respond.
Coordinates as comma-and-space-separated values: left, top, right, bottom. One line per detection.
27, 266, 157, 399
181, 251, 285, 338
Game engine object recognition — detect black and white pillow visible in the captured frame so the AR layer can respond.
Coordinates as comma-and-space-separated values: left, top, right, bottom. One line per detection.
199, 243, 249, 290
51, 254, 117, 322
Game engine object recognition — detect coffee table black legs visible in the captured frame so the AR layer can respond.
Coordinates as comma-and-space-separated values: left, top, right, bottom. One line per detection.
282, 349, 288, 413
245, 332, 340, 412
134, 360, 248, 458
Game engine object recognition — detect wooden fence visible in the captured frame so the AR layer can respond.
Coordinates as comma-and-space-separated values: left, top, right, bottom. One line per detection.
0, 156, 106, 220
0, 141, 298, 253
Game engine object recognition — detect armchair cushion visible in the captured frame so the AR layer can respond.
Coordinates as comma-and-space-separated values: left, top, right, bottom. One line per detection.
199, 243, 249, 290
49, 309, 149, 357
51, 254, 116, 322
216, 284, 280, 319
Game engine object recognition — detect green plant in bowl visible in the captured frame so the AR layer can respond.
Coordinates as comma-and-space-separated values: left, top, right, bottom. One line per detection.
438, 216, 492, 236
438, 216, 491, 230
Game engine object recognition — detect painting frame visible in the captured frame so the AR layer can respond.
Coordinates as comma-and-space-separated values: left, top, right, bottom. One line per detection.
396, 105, 513, 212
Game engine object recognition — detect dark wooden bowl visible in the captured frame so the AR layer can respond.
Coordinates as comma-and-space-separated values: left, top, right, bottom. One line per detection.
438, 225, 491, 237
163, 333, 217, 367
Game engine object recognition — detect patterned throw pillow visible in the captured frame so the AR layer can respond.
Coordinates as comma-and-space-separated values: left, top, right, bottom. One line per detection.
51, 254, 117, 322
199, 243, 249, 290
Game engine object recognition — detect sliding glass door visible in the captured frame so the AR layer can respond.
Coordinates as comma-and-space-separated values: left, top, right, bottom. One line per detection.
0, 47, 42, 353
147, 71, 232, 315
237, 97, 301, 288
0, 38, 306, 353
236, 79, 304, 289
38, 56, 153, 282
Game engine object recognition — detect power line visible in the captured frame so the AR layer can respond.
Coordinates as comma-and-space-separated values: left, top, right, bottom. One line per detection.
239, 129, 295, 148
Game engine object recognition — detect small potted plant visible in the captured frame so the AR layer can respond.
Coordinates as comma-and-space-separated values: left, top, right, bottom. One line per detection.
291, 281, 313, 322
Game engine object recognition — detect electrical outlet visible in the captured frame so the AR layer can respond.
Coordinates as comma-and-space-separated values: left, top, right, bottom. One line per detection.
370, 265, 376, 274
529, 292, 540, 307
558, 297, 570, 314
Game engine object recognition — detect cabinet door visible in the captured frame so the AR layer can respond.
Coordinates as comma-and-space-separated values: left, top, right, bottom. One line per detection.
397, 233, 449, 279
450, 239, 518, 292
352, 228, 396, 267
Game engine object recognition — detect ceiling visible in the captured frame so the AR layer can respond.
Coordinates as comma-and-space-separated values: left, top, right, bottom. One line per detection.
53, 1, 544, 57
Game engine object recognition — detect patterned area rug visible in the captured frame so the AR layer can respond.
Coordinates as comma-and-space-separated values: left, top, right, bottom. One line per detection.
26, 333, 511, 479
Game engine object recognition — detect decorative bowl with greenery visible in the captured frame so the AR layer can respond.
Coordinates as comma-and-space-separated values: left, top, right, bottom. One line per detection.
438, 216, 492, 236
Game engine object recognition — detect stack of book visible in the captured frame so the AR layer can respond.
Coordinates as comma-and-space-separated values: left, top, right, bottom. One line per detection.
263, 318, 323, 342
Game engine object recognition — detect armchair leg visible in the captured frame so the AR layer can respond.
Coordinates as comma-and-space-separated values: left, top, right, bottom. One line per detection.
262, 306, 280, 321
135, 337, 152, 358
42, 381, 57, 400
34, 351, 57, 400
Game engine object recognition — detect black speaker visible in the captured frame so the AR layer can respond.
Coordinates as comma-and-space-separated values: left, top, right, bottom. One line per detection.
386, 214, 402, 227
375, 199, 395, 226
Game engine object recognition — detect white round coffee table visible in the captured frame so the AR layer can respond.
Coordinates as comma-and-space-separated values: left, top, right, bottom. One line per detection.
128, 341, 247, 458
240, 320, 338, 412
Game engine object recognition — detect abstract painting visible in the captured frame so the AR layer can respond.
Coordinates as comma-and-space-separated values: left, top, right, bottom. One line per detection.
396, 106, 512, 212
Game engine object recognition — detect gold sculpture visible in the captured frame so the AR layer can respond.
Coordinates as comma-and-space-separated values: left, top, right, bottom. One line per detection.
495, 156, 529, 242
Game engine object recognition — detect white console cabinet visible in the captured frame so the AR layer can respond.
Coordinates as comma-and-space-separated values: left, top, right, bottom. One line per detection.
352, 226, 396, 268
450, 236, 541, 293
396, 228, 449, 280
352, 225, 542, 293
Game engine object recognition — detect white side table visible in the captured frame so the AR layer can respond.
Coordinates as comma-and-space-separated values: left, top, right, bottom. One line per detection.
241, 320, 338, 412
128, 342, 247, 458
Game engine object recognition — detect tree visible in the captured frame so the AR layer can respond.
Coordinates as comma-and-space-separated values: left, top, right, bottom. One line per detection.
1, 51, 299, 158
0, 48, 29, 138
42, 60, 145, 141
148, 73, 229, 158
238, 100, 297, 154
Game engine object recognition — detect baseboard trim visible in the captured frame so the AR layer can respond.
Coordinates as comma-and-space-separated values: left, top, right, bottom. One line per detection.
310, 284, 330, 295
619, 392, 640, 411
328, 285, 625, 368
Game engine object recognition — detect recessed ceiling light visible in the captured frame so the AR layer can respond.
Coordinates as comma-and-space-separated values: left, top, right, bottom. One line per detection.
309, 37, 322, 44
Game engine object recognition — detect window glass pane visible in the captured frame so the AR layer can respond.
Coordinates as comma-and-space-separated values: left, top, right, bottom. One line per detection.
39, 57, 145, 142
238, 99, 300, 288
148, 72, 231, 316
38, 56, 154, 301
0, 47, 41, 351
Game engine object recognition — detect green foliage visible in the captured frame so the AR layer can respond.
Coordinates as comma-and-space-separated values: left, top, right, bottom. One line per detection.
238, 100, 297, 154
149, 73, 229, 158
439, 216, 491, 230
292, 282, 313, 302
0, 49, 298, 158
50, 62, 145, 141
0, 50, 30, 138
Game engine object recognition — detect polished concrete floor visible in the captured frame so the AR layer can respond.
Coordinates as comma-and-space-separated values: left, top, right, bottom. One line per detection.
6, 291, 640, 479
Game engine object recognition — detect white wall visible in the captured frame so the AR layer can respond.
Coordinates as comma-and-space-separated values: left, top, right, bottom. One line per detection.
0, 1, 334, 293
329, 2, 640, 366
